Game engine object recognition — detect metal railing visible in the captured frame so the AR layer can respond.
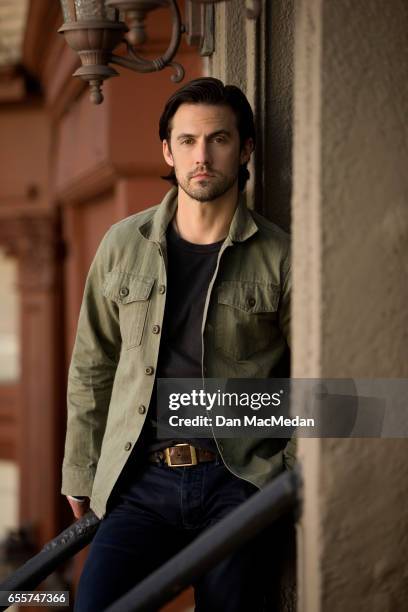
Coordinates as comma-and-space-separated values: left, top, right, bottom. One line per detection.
0, 514, 100, 611
0, 468, 301, 612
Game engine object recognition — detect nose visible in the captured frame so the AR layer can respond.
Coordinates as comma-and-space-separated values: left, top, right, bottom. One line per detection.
195, 139, 211, 166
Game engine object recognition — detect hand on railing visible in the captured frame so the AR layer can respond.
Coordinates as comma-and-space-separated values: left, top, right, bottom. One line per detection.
66, 496, 90, 519
0, 511, 100, 604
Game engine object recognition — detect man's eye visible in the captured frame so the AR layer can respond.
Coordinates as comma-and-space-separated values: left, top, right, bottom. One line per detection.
181, 139, 194, 145
213, 137, 226, 143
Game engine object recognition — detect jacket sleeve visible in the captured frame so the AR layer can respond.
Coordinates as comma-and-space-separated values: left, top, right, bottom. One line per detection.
61, 229, 121, 497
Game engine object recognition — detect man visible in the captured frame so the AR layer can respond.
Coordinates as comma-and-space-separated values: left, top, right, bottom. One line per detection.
62, 77, 294, 611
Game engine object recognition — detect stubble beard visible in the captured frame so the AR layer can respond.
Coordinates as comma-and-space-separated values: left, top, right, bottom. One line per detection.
175, 168, 239, 203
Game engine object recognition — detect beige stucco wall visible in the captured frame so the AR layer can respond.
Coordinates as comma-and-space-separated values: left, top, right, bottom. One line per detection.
294, 1, 408, 611
320, 0, 408, 378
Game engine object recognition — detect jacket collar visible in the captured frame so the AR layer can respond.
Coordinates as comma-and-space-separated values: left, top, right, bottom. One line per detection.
138, 187, 178, 243
138, 187, 258, 244
227, 192, 259, 242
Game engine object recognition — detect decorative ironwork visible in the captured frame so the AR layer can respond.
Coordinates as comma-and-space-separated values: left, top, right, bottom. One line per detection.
106, 1, 168, 45
58, 0, 263, 104
109, 0, 185, 83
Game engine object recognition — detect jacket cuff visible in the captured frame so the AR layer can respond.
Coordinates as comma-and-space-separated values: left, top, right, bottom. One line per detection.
61, 466, 95, 497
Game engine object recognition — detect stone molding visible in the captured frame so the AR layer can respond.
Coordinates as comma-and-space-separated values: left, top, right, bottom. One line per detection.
0, 212, 62, 291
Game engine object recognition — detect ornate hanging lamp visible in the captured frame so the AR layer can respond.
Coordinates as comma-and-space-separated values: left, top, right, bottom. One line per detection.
58, 0, 262, 104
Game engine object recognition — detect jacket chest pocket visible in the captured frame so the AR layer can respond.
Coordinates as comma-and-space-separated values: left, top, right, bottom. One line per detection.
214, 281, 280, 361
102, 270, 154, 349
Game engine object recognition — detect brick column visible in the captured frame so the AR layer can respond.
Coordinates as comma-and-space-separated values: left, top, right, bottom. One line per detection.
0, 212, 65, 546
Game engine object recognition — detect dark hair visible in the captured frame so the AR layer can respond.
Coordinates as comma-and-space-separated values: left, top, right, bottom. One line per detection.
159, 77, 255, 191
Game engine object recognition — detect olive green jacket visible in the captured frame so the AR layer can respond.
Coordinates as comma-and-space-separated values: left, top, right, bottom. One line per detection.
61, 187, 295, 518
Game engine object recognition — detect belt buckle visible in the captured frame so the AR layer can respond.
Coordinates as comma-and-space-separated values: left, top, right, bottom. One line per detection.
164, 443, 198, 467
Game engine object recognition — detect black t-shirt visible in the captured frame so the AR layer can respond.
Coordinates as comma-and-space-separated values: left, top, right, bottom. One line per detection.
141, 223, 223, 453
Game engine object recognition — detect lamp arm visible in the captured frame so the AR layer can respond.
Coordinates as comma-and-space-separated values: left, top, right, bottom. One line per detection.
110, 52, 185, 81
110, 0, 184, 81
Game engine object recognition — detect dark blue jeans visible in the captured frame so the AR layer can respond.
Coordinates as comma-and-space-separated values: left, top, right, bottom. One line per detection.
75, 457, 272, 611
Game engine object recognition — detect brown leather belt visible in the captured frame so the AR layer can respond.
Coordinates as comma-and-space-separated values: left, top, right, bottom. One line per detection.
148, 443, 217, 467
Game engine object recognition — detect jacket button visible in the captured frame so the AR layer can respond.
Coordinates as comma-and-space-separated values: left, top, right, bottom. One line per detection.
152, 325, 160, 334
138, 405, 146, 414
158, 284, 166, 294
247, 297, 256, 308
124, 442, 132, 451
145, 366, 154, 375
120, 287, 129, 297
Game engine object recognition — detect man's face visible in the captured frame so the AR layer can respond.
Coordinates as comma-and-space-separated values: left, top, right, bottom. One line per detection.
162, 103, 253, 203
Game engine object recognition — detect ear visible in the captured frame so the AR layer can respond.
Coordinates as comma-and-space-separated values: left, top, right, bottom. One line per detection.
240, 138, 254, 165
162, 139, 174, 167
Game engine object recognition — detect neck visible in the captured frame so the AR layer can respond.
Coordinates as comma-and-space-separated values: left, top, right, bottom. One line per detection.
174, 184, 239, 244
